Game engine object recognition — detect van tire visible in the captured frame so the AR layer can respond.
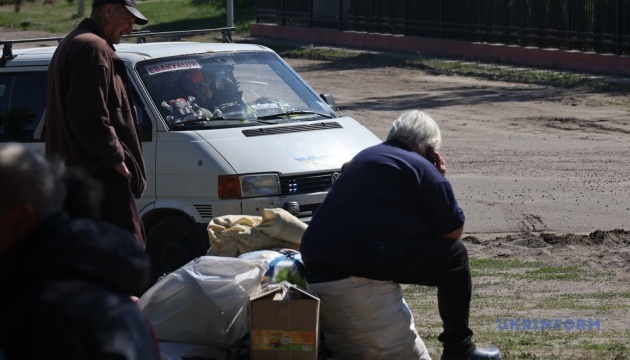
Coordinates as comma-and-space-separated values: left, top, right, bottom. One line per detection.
146, 215, 202, 282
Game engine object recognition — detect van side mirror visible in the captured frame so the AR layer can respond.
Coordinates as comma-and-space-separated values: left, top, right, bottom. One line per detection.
319, 93, 338, 112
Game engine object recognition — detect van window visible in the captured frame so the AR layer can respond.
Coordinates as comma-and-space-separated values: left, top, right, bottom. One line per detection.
137, 51, 335, 130
0, 72, 47, 142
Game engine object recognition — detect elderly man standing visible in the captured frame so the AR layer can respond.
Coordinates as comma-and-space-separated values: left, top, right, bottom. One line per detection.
300, 110, 502, 360
45, 0, 148, 246
0, 143, 159, 359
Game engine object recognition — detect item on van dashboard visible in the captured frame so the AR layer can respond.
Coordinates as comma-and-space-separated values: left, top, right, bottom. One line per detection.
161, 96, 212, 124
250, 96, 293, 117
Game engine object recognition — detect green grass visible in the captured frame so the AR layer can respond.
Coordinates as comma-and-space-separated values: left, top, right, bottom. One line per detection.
0, 0, 80, 33
404, 257, 630, 359
0, 0, 254, 34
469, 258, 614, 281
470, 258, 545, 270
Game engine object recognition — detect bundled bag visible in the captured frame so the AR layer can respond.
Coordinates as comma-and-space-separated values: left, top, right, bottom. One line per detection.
238, 249, 307, 289
207, 208, 307, 257
308, 277, 431, 360
139, 256, 266, 348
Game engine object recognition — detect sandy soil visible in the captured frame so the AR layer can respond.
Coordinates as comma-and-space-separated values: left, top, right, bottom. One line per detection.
287, 57, 630, 240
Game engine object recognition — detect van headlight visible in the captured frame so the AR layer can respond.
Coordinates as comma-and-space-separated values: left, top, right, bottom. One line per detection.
218, 174, 281, 199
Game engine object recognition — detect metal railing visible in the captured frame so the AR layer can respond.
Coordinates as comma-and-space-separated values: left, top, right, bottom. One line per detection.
256, 0, 630, 56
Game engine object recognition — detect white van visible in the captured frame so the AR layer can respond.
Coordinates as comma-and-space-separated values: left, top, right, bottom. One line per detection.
0, 29, 380, 278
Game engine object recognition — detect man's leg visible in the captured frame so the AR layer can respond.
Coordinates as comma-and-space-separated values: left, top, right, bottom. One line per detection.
393, 239, 475, 359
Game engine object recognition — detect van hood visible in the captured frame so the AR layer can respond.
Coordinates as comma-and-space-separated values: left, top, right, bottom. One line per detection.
194, 118, 381, 174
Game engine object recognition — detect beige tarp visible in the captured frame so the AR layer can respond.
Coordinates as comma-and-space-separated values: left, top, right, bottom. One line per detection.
207, 208, 307, 257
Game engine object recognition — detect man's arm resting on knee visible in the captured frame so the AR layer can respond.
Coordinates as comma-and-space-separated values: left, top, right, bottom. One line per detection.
442, 225, 463, 241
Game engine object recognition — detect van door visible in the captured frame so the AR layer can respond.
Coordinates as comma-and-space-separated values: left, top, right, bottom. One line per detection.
129, 86, 157, 212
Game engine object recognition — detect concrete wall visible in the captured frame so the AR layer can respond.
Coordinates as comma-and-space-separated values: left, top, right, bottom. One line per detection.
251, 23, 630, 77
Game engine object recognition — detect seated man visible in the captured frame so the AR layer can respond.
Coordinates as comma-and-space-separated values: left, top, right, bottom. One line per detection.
300, 110, 501, 360
0, 143, 159, 359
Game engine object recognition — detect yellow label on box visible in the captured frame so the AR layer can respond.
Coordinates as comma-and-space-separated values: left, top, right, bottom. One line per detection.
251, 329, 315, 351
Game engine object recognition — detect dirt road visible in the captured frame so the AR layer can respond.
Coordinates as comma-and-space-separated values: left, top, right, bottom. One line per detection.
286, 58, 630, 237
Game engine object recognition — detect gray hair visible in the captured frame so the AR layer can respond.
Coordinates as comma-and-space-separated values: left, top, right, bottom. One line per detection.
386, 110, 441, 153
0, 143, 66, 218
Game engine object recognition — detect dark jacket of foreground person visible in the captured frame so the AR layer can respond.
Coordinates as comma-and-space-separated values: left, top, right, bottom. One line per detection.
0, 211, 159, 359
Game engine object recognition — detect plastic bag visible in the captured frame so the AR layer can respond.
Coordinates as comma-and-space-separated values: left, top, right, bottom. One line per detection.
139, 256, 266, 348
238, 249, 307, 289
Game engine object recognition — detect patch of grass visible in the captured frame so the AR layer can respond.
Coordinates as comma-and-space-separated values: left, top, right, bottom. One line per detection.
526, 266, 613, 281
470, 257, 544, 270
0, 1, 80, 33
0, 0, 254, 35
407, 256, 629, 358
524, 266, 583, 281
469, 258, 613, 282
557, 291, 630, 300
138, 0, 254, 34
578, 340, 628, 351
535, 295, 628, 311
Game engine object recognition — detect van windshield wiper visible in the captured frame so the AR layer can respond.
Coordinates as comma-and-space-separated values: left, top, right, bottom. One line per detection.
256, 110, 334, 121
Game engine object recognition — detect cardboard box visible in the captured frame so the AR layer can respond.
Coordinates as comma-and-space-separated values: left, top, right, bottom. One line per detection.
249, 282, 320, 360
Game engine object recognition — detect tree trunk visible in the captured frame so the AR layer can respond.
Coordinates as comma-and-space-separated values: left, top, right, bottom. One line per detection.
78, 0, 85, 17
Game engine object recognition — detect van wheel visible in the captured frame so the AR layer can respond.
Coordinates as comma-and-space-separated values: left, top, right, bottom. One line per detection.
146, 216, 202, 282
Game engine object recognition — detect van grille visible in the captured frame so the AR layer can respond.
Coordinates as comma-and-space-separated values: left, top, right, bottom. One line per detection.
242, 122, 342, 137
280, 171, 338, 195
297, 203, 321, 218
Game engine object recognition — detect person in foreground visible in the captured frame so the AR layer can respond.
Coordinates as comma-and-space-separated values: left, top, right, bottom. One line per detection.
45, 0, 148, 246
0, 143, 159, 359
300, 110, 502, 360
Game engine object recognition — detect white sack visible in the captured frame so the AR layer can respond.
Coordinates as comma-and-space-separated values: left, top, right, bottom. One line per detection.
308, 277, 431, 360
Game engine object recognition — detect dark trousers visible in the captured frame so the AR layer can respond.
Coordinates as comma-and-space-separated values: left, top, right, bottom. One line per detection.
393, 239, 475, 360
92, 169, 146, 248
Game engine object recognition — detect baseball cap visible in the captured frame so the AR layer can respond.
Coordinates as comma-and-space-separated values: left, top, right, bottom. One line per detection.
100, 0, 148, 25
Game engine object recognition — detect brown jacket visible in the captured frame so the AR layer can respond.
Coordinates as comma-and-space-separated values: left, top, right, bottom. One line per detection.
45, 19, 146, 198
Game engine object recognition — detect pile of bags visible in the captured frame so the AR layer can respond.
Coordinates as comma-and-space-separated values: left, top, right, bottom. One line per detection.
138, 208, 310, 359
139, 207, 432, 360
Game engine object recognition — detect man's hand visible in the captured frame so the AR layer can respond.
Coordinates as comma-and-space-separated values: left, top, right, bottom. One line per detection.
432, 151, 447, 175
114, 162, 130, 178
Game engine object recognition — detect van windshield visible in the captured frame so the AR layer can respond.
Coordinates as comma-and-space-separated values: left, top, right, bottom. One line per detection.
137, 51, 336, 130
